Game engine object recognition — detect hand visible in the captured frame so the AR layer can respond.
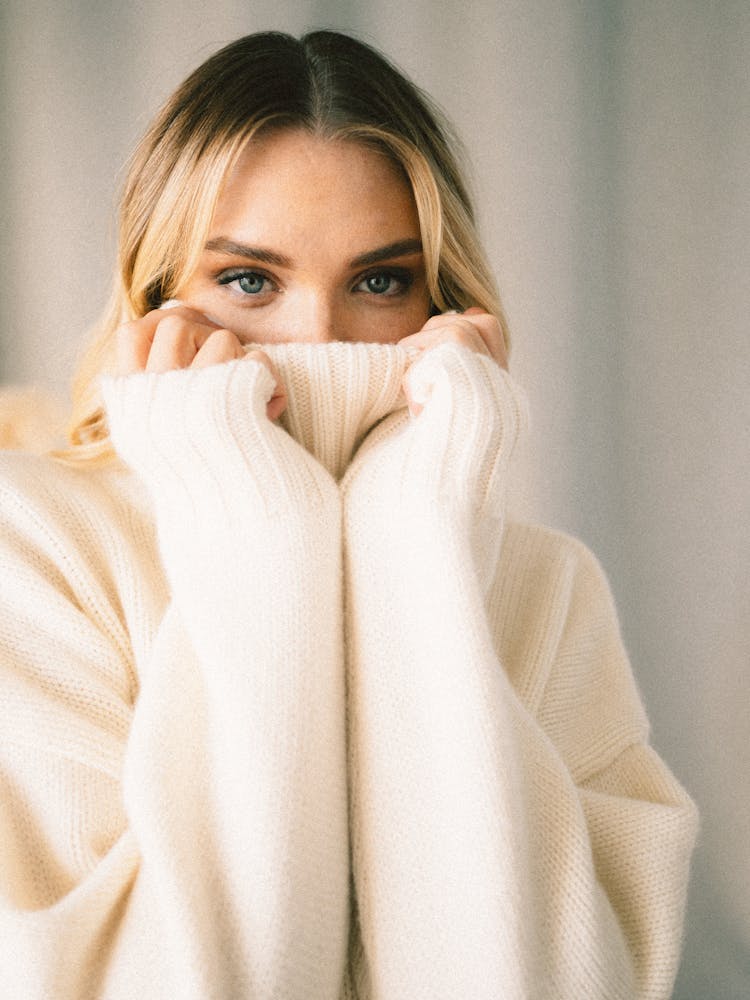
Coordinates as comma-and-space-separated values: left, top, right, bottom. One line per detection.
342, 336, 525, 523
397, 308, 508, 417
341, 336, 525, 600
115, 304, 287, 420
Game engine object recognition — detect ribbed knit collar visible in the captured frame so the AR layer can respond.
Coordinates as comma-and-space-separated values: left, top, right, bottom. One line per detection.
254, 341, 419, 481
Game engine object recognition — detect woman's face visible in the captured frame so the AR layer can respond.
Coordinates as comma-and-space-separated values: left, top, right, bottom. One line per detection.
175, 129, 433, 345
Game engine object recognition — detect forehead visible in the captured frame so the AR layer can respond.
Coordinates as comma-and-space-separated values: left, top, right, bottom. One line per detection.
211, 129, 420, 246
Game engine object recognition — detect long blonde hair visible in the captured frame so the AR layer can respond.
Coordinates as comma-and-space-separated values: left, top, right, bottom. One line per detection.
60, 30, 509, 466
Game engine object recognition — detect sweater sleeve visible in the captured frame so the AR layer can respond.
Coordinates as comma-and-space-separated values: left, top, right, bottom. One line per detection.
340, 342, 698, 1000
0, 356, 348, 999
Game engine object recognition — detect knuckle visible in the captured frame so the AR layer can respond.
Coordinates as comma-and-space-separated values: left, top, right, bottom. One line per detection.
424, 313, 452, 329
434, 322, 479, 350
453, 323, 478, 345
246, 347, 275, 366
206, 328, 235, 347
154, 314, 191, 343
483, 315, 502, 337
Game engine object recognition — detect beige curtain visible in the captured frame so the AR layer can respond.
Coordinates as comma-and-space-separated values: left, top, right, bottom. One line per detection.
1, 2, 747, 996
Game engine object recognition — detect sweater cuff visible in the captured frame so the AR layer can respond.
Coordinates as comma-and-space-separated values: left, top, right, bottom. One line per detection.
101, 357, 332, 522
358, 342, 529, 520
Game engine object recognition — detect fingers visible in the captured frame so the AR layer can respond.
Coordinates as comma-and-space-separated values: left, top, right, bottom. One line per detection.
146, 316, 219, 373
399, 308, 507, 371
190, 328, 246, 370
115, 305, 223, 375
114, 306, 288, 419
398, 308, 508, 416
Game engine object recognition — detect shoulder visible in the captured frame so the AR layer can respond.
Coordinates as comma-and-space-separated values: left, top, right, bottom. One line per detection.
493, 522, 617, 652
0, 450, 148, 536
0, 450, 158, 620
0, 448, 100, 507
0, 451, 99, 558
500, 519, 609, 581
491, 521, 649, 777
0, 451, 165, 697
0, 452, 152, 765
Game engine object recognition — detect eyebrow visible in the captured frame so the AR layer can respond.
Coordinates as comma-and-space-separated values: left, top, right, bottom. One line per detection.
204, 237, 423, 269
349, 239, 423, 268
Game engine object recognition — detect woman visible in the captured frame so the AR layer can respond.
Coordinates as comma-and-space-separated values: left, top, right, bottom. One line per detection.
0, 29, 697, 1000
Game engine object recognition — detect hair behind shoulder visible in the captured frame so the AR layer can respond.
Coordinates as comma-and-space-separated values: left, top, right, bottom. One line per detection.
56, 30, 509, 467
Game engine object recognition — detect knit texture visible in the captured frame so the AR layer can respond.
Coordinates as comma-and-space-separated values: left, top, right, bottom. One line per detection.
0, 341, 698, 999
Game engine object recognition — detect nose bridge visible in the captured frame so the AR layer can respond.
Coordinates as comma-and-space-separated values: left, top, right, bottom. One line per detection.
293, 286, 339, 343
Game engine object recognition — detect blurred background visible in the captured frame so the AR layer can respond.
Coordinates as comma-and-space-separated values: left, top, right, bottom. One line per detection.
1, 1, 747, 995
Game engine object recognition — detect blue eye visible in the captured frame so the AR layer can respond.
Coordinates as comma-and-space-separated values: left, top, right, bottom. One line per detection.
217, 269, 273, 296
237, 273, 266, 294
355, 269, 411, 297
366, 273, 394, 294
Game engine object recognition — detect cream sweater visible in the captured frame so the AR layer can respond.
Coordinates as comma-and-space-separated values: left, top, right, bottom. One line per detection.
0, 341, 697, 999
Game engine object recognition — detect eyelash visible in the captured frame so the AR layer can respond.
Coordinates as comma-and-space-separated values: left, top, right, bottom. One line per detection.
214, 267, 414, 300
216, 268, 276, 297
353, 268, 413, 297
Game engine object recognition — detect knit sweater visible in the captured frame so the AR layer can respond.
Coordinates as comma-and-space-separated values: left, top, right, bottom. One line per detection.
0, 340, 697, 999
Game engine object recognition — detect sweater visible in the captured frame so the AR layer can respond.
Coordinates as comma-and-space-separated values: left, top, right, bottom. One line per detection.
0, 340, 698, 999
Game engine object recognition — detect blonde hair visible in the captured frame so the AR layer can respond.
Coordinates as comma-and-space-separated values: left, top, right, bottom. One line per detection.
59, 30, 509, 466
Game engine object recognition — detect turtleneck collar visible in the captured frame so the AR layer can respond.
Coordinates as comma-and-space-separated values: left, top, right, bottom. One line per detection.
249, 341, 420, 480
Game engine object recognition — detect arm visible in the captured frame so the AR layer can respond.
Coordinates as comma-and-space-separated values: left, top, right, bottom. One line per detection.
0, 356, 348, 999
341, 342, 697, 1000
